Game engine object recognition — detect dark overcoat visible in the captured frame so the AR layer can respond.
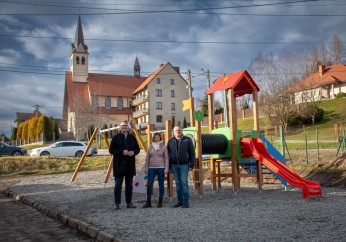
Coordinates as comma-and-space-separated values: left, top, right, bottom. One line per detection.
109, 132, 140, 178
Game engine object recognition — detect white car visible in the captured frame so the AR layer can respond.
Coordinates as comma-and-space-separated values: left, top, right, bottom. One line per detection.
30, 141, 93, 157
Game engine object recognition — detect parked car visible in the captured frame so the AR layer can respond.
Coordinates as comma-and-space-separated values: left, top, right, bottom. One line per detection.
84, 142, 98, 155
0, 142, 27, 156
30, 141, 93, 157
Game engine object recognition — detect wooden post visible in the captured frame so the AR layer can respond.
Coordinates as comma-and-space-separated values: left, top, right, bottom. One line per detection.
71, 128, 98, 182
253, 91, 262, 190
190, 97, 195, 127
253, 91, 259, 131
129, 120, 147, 153
210, 158, 216, 190
195, 120, 203, 194
229, 89, 240, 190
103, 132, 113, 184
147, 124, 153, 147
208, 94, 214, 133
165, 120, 174, 198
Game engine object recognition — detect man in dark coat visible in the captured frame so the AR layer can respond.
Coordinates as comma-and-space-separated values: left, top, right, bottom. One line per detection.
109, 120, 140, 210
167, 125, 195, 208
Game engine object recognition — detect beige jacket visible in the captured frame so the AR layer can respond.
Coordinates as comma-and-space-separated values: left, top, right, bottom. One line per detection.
144, 143, 169, 173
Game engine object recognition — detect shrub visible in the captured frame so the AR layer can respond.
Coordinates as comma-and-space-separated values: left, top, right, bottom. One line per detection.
335, 92, 346, 98
300, 107, 324, 125
287, 111, 302, 126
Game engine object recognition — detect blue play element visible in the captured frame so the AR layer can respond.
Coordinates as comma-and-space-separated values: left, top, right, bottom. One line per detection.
259, 134, 287, 186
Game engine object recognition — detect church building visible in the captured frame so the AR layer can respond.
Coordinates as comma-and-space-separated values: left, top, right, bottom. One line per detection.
63, 16, 146, 139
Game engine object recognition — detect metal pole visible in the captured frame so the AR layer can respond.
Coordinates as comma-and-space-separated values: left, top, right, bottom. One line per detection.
187, 69, 195, 127
305, 132, 309, 164
316, 128, 319, 163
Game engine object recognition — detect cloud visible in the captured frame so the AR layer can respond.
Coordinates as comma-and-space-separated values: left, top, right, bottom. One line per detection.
0, 48, 22, 64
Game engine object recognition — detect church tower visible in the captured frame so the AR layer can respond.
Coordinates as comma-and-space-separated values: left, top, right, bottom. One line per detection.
70, 15, 88, 82
133, 57, 141, 78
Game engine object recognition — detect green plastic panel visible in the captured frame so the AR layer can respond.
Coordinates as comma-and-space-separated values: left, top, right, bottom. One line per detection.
211, 127, 231, 159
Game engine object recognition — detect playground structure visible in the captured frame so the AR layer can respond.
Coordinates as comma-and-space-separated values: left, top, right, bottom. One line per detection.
71, 69, 322, 199
201, 69, 322, 198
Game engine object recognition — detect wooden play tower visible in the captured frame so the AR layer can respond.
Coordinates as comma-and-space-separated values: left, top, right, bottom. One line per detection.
205, 70, 261, 191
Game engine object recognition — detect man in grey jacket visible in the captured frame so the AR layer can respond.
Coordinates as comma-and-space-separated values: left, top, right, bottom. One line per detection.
167, 125, 195, 208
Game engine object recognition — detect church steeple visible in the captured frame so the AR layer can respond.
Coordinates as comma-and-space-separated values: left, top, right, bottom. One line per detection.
72, 15, 87, 53
133, 57, 141, 78
70, 15, 88, 82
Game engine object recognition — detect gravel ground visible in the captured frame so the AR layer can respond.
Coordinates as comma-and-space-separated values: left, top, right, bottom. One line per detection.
5, 169, 346, 242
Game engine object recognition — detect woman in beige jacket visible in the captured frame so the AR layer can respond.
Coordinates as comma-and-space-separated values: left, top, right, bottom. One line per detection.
143, 133, 169, 208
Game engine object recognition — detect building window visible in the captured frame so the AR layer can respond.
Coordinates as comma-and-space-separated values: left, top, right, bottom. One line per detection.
156, 115, 163, 123
76, 56, 80, 64
156, 89, 162, 97
170, 79, 174, 85
117, 97, 123, 110
171, 103, 175, 110
105, 96, 111, 111
92, 96, 98, 109
171, 90, 175, 97
81, 57, 85, 65
156, 102, 162, 110
157, 78, 161, 84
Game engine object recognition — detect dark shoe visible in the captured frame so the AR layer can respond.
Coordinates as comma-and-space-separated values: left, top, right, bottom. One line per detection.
157, 199, 163, 208
182, 203, 189, 208
127, 203, 136, 208
114, 204, 120, 210
143, 201, 152, 208
173, 202, 183, 208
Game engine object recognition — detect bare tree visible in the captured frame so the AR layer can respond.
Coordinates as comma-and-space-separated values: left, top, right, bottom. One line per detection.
249, 51, 303, 129
319, 43, 332, 66
329, 34, 345, 64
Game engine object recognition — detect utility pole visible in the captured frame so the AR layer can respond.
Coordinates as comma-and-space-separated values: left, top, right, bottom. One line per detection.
32, 105, 42, 118
206, 70, 214, 132
187, 69, 195, 127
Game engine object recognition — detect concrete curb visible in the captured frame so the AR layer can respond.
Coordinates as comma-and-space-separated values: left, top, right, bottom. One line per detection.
2, 188, 119, 242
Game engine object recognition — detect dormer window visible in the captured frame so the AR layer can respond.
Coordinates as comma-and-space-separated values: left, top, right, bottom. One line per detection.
81, 57, 85, 65
76, 56, 80, 64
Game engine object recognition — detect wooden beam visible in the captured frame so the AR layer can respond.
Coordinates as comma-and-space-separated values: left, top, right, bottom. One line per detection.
71, 128, 98, 182
165, 120, 174, 198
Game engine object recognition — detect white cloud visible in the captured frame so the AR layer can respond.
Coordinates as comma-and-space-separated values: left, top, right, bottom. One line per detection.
0, 48, 22, 64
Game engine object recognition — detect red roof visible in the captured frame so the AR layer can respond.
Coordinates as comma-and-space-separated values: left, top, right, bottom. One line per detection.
287, 64, 346, 92
206, 70, 259, 96
88, 73, 145, 97
65, 72, 144, 115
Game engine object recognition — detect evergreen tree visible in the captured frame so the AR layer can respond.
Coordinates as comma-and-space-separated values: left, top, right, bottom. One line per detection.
183, 117, 187, 128
11, 127, 17, 141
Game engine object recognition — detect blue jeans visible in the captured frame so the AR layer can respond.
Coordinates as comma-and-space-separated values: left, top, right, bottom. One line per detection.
171, 164, 189, 205
114, 175, 133, 205
146, 168, 165, 200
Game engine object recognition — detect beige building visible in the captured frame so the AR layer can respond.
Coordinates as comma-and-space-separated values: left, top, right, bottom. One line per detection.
132, 63, 190, 130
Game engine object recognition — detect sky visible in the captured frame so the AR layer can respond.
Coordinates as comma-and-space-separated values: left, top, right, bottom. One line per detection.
1, 0, 346, 137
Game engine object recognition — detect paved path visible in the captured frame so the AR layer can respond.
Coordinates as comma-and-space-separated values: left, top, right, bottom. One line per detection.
0, 177, 91, 242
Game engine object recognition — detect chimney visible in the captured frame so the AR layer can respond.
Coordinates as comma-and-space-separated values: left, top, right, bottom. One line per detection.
160, 63, 164, 67
173, 66, 180, 74
319, 65, 325, 76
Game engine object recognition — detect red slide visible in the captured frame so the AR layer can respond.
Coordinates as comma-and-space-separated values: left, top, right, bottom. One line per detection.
241, 137, 322, 199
